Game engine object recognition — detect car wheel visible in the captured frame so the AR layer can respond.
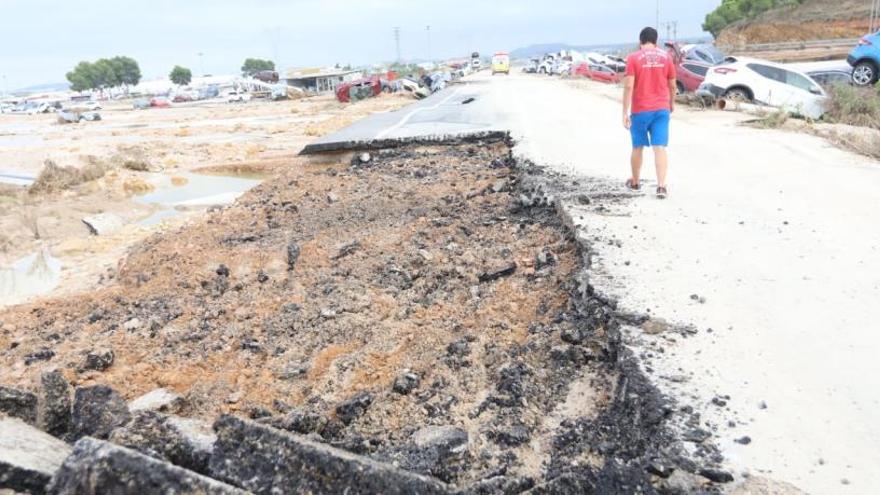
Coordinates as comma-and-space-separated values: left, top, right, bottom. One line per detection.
852, 62, 878, 87
724, 88, 751, 102
676, 81, 686, 95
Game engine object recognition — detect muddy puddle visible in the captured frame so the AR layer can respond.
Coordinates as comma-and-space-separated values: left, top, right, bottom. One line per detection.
0, 171, 35, 187
0, 248, 61, 307
135, 171, 264, 226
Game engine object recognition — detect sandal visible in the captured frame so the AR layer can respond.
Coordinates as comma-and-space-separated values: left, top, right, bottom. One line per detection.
625, 178, 641, 191
656, 186, 668, 199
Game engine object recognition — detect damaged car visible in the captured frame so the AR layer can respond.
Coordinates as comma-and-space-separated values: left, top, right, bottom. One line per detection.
697, 57, 827, 119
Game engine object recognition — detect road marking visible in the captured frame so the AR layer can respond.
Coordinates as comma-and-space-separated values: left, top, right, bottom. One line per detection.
375, 89, 461, 139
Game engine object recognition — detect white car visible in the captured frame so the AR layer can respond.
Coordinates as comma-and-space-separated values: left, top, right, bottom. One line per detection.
583, 52, 625, 72
697, 56, 826, 119
225, 91, 252, 103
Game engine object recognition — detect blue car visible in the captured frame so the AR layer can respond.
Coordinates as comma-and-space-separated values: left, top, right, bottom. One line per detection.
848, 30, 880, 86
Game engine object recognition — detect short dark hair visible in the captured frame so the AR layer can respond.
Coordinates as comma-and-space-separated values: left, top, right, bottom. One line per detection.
639, 27, 659, 45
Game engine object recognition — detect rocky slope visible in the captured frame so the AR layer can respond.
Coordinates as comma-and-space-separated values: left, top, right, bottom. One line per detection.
717, 0, 875, 46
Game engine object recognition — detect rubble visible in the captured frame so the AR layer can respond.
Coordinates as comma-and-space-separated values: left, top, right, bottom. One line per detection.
129, 387, 185, 414
0, 417, 72, 495
210, 414, 449, 494
38, 370, 72, 439
70, 385, 132, 440
0, 385, 38, 424
108, 410, 213, 474
47, 437, 245, 495
0, 141, 727, 492
80, 348, 114, 372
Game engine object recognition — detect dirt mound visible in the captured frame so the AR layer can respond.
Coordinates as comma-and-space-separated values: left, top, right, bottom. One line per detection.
0, 140, 727, 491
717, 0, 874, 45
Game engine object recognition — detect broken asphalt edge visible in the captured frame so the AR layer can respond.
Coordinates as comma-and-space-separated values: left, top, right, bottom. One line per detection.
299, 130, 511, 155
303, 134, 728, 490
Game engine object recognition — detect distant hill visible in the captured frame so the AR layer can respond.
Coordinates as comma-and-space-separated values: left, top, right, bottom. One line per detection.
717, 0, 875, 46
12, 82, 70, 95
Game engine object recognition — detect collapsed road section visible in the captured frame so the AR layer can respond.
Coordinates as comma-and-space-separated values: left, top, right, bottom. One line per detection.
1, 136, 728, 493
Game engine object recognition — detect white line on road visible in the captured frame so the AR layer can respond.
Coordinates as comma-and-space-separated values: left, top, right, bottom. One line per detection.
375, 89, 461, 139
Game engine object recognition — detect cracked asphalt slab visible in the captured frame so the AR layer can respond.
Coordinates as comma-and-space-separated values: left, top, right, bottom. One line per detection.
303, 71, 880, 492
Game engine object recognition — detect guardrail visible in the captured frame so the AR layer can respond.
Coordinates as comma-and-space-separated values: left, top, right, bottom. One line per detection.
727, 38, 859, 53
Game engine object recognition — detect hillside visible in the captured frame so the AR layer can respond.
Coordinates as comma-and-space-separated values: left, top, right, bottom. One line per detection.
716, 0, 875, 46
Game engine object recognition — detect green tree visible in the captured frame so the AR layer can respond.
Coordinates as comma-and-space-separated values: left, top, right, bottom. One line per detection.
109, 56, 142, 86
65, 56, 142, 91
66, 61, 96, 92
169, 65, 193, 86
241, 58, 275, 76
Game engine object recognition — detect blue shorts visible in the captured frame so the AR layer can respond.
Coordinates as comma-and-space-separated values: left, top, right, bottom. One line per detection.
630, 109, 670, 148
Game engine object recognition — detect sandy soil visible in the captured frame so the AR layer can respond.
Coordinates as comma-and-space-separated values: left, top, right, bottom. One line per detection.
0, 93, 414, 307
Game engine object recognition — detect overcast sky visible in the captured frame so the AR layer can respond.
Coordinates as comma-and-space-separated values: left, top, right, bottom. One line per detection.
1, 0, 721, 89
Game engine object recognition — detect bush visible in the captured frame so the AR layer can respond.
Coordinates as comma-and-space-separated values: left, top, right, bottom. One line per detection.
703, 0, 805, 37
824, 84, 880, 130
29, 159, 108, 195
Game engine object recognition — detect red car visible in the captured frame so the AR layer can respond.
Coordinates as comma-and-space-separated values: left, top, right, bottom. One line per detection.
573, 63, 623, 84
335, 76, 381, 103
149, 97, 171, 108
665, 42, 716, 93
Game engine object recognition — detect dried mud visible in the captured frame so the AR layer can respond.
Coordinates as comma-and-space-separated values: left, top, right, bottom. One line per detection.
1, 139, 725, 492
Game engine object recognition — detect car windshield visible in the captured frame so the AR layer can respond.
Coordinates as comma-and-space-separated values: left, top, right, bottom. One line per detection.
688, 45, 725, 65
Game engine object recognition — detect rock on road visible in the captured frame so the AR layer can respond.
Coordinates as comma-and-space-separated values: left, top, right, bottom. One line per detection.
316, 71, 879, 493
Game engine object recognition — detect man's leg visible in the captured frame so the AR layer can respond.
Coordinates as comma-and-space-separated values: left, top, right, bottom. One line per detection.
648, 110, 671, 188
653, 146, 668, 187
631, 147, 645, 183
629, 112, 650, 186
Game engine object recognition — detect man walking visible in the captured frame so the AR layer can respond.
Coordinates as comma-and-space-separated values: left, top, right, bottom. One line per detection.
622, 27, 676, 198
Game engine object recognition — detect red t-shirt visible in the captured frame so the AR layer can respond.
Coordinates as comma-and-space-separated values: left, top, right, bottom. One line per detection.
625, 47, 676, 114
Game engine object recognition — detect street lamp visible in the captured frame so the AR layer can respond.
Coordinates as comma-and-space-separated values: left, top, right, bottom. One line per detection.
197, 52, 205, 77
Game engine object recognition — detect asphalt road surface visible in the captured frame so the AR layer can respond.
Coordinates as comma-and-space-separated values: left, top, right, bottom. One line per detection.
311, 71, 880, 493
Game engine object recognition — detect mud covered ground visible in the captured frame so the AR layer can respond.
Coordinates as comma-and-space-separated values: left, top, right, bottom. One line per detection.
0, 140, 729, 492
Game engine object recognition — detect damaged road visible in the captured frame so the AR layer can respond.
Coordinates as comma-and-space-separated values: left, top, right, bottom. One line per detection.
0, 135, 731, 493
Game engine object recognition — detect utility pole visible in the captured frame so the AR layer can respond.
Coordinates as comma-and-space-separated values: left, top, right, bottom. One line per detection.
426, 25, 432, 62
394, 27, 401, 63
868, 0, 880, 34
656, 0, 660, 30
197, 52, 205, 76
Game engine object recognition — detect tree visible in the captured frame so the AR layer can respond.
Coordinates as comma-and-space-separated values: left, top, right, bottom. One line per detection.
67, 61, 96, 92
65, 56, 142, 91
109, 56, 142, 86
241, 58, 275, 76
169, 65, 193, 86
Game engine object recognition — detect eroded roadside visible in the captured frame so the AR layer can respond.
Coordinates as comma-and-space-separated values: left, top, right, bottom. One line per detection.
1, 137, 731, 493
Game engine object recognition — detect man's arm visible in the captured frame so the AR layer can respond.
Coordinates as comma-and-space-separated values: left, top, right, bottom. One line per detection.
668, 78, 676, 113
622, 76, 634, 129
